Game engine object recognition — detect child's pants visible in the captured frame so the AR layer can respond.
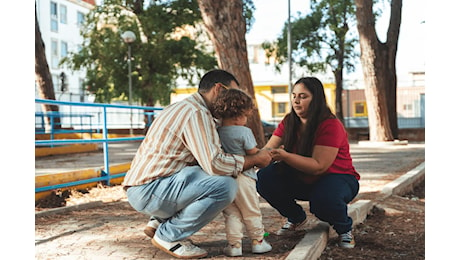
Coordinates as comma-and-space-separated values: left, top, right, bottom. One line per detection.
223, 174, 265, 245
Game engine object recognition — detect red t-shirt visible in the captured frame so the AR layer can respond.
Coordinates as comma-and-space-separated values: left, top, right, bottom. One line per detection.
273, 117, 360, 183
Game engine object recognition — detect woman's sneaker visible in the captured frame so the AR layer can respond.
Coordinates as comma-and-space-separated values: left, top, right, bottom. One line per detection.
275, 218, 308, 235
252, 238, 272, 254
223, 242, 242, 257
339, 230, 356, 248
152, 234, 208, 259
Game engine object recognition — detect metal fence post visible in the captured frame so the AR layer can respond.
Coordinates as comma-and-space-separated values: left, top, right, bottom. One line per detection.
102, 106, 110, 185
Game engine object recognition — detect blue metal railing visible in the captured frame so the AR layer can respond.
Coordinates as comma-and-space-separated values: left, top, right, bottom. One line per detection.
35, 98, 163, 193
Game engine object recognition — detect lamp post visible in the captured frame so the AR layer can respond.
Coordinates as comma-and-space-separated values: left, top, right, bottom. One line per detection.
287, 0, 292, 104
121, 30, 136, 135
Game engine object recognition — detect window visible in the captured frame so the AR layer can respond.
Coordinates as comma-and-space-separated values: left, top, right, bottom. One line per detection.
79, 78, 85, 102
273, 102, 288, 117
77, 11, 85, 26
277, 103, 286, 114
271, 86, 287, 94
61, 41, 68, 59
353, 101, 367, 117
51, 39, 59, 69
403, 104, 413, 111
52, 74, 59, 92
50, 2, 58, 32
60, 5, 67, 24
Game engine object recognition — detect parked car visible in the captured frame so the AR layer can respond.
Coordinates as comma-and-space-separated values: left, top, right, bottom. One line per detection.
262, 120, 277, 141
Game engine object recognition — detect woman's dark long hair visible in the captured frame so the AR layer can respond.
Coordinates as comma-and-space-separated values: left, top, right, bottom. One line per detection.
283, 77, 335, 157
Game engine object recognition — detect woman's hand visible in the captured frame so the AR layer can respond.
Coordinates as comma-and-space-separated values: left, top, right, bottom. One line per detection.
269, 145, 288, 162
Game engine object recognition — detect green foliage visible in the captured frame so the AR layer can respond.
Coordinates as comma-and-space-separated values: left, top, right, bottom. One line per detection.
242, 0, 255, 32
62, 0, 217, 105
263, 0, 358, 75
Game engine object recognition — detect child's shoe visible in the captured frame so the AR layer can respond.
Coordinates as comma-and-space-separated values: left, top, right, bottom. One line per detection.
223, 242, 242, 257
252, 238, 272, 254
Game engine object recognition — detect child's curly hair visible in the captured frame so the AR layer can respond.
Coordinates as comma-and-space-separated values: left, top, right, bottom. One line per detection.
212, 88, 255, 119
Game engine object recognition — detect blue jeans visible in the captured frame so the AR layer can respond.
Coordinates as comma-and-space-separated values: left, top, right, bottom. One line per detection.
126, 166, 238, 242
256, 163, 359, 234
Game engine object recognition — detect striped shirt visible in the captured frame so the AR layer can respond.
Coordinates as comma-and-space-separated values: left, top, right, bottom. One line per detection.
122, 93, 245, 186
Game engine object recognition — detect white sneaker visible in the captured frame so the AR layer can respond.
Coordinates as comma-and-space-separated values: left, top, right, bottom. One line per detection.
144, 218, 160, 238
152, 234, 208, 259
252, 239, 272, 254
223, 242, 242, 257
275, 218, 308, 235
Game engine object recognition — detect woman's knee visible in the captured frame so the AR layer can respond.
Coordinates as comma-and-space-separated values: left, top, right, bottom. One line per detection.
309, 194, 347, 220
256, 164, 278, 195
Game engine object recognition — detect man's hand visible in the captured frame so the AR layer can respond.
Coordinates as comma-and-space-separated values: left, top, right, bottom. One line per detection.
243, 148, 272, 171
254, 149, 272, 168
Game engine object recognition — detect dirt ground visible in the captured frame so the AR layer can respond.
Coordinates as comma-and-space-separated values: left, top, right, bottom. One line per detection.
319, 180, 425, 260
35, 179, 424, 259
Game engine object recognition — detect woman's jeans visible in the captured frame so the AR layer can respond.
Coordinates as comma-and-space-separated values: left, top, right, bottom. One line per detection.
256, 163, 359, 235
126, 166, 238, 242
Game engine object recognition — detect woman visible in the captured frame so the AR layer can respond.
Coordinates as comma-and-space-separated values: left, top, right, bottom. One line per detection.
257, 77, 360, 248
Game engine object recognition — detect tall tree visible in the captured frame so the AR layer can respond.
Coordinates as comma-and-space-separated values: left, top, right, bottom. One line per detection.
266, 0, 358, 123
355, 0, 402, 141
64, 0, 217, 106
197, 0, 266, 147
35, 3, 61, 130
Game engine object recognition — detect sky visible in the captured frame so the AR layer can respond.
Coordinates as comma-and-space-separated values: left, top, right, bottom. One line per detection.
245, 0, 426, 79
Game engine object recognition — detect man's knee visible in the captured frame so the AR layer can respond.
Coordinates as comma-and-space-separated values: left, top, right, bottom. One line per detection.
215, 176, 238, 203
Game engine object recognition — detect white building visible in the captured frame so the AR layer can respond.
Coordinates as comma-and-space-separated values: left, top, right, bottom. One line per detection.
35, 0, 95, 102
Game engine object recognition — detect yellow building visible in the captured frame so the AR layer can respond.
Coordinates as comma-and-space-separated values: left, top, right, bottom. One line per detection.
171, 83, 336, 123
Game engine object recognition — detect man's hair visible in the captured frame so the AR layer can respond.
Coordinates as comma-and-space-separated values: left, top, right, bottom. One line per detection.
212, 88, 254, 119
198, 69, 240, 93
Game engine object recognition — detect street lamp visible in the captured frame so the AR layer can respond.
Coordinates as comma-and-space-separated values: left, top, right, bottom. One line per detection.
287, 0, 292, 104
121, 30, 136, 135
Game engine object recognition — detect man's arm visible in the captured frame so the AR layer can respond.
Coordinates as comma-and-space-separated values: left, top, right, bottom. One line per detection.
242, 149, 272, 171
183, 110, 245, 176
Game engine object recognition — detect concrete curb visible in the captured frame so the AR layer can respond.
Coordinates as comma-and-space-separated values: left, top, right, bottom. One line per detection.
285, 161, 425, 260
380, 162, 425, 199
35, 162, 130, 201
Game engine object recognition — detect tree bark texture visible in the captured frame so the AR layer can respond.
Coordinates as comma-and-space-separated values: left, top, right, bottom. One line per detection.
35, 4, 60, 129
197, 0, 266, 147
334, 69, 344, 123
354, 0, 401, 141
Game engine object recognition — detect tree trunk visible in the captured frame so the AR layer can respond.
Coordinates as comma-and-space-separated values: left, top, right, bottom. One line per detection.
385, 0, 402, 139
197, 0, 266, 147
334, 69, 344, 123
354, 0, 401, 141
35, 4, 60, 130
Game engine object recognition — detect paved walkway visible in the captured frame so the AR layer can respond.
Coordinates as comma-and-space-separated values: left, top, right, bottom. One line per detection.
35, 142, 143, 175
35, 142, 425, 259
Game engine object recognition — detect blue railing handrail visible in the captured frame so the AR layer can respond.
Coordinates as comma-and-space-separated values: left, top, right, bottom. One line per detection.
36, 136, 145, 145
35, 98, 162, 111
35, 111, 95, 117
35, 98, 163, 193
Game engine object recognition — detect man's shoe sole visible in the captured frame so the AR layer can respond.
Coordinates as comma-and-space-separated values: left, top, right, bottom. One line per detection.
151, 238, 208, 259
144, 226, 156, 238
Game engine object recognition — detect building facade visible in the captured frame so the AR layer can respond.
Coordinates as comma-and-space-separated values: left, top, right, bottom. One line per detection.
36, 0, 95, 102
